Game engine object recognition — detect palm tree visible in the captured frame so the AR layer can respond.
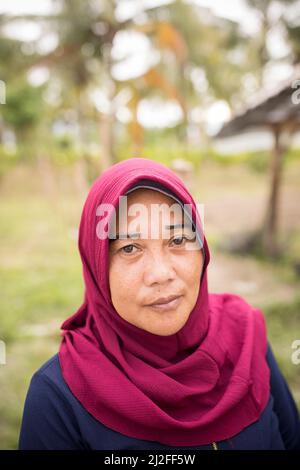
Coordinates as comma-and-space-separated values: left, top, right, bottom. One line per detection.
4, 0, 251, 166
4, 0, 191, 167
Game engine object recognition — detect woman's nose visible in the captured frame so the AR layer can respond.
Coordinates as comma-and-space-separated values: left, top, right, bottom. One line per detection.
143, 251, 176, 286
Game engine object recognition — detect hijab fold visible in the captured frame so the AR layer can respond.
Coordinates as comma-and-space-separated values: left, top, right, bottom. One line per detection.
59, 158, 270, 446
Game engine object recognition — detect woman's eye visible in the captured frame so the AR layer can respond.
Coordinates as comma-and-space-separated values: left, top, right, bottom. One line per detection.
120, 244, 138, 254
171, 236, 187, 246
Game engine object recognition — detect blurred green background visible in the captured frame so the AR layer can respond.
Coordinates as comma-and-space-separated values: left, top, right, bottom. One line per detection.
0, 0, 300, 449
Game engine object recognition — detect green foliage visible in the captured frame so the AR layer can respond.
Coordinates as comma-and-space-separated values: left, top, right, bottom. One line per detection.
50, 136, 80, 166
0, 195, 83, 344
244, 0, 300, 67
264, 296, 300, 387
0, 146, 20, 179
115, 139, 203, 170
207, 150, 270, 172
1, 136, 299, 181
202, 148, 300, 173
1, 80, 45, 137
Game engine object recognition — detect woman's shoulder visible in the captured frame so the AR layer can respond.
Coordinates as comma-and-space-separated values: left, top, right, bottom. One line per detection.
32, 353, 61, 382
19, 354, 86, 449
28, 353, 72, 403
34, 353, 60, 378
21, 353, 80, 431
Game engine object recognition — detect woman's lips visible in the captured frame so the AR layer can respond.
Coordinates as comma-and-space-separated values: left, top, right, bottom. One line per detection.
146, 295, 183, 311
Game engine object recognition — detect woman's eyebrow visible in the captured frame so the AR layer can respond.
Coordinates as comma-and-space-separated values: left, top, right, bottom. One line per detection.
111, 224, 189, 242
165, 223, 186, 230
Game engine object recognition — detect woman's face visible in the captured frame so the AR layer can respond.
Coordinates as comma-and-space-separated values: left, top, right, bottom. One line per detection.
108, 188, 204, 336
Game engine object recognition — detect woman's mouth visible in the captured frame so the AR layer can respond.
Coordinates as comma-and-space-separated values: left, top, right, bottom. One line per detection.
146, 295, 183, 311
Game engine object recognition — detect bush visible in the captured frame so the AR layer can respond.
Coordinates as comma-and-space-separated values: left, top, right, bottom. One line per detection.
0, 146, 20, 180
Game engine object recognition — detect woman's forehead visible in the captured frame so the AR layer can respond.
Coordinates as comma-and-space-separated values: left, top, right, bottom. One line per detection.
118, 188, 184, 220
114, 189, 194, 239
126, 187, 178, 205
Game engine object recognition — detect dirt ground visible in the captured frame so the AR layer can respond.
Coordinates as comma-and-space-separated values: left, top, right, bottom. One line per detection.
190, 159, 300, 308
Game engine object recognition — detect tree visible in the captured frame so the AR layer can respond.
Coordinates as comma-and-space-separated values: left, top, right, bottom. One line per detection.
4, 0, 252, 166
244, 0, 300, 78
5, 1, 192, 167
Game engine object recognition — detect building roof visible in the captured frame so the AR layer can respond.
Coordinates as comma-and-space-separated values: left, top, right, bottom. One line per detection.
216, 67, 300, 138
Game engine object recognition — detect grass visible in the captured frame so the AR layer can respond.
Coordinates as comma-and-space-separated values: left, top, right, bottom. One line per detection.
0, 160, 299, 449
0, 186, 84, 449
264, 298, 300, 389
0, 195, 83, 343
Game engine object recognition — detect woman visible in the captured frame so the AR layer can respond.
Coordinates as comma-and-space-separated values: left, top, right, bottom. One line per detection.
19, 157, 300, 450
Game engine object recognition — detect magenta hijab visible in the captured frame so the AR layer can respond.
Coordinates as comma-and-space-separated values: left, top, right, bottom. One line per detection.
59, 157, 270, 446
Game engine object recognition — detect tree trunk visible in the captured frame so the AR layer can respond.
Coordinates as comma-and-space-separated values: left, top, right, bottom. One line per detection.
73, 157, 89, 198
0, 116, 5, 144
261, 125, 286, 257
37, 153, 57, 198
99, 113, 116, 170
98, 41, 117, 171
74, 89, 89, 196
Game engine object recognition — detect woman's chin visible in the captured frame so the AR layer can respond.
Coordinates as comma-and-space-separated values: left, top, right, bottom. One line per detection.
139, 313, 190, 336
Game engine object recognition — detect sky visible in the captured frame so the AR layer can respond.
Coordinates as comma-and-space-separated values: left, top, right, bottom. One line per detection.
0, 0, 260, 40
0, 0, 256, 28
0, 0, 296, 131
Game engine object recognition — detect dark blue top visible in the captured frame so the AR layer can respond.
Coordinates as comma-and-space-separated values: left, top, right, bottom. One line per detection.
18, 344, 300, 450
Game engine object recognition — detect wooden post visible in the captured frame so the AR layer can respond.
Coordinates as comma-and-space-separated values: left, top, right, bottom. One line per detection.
262, 124, 286, 257
99, 113, 116, 170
